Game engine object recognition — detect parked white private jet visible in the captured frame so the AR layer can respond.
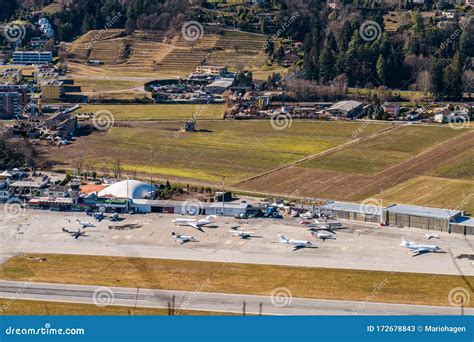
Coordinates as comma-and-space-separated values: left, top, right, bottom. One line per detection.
311, 230, 336, 241
75, 219, 95, 228
172, 215, 217, 231
299, 211, 313, 220
170, 230, 198, 244
228, 227, 255, 239
425, 233, 440, 240
307, 219, 342, 234
278, 234, 314, 250
400, 237, 443, 256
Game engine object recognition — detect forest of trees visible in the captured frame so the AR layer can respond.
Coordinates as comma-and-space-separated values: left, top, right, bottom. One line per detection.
0, 136, 38, 170
52, 0, 193, 42
271, 4, 473, 100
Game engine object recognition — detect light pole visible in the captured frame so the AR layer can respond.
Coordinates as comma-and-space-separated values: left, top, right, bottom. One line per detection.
221, 175, 227, 216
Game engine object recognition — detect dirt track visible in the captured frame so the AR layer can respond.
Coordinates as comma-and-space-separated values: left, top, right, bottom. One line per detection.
236, 130, 474, 201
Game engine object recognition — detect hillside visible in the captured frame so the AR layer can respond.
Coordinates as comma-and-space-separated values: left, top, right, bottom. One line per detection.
65, 28, 273, 77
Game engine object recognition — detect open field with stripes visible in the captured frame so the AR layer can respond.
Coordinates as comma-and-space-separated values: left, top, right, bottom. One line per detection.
76, 104, 226, 121
47, 118, 473, 212
47, 121, 387, 183
238, 127, 474, 211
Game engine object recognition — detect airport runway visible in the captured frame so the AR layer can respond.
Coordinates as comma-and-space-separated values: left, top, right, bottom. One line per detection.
0, 280, 470, 316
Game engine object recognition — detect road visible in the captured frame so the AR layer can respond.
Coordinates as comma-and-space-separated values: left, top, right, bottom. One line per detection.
0, 280, 469, 316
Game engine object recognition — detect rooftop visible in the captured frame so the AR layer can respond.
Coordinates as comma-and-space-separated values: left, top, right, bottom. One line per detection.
327, 100, 363, 112
452, 216, 474, 227
98, 180, 155, 200
206, 78, 234, 88
10, 178, 48, 188
80, 184, 107, 194
321, 201, 383, 216
385, 204, 461, 220
48, 184, 69, 192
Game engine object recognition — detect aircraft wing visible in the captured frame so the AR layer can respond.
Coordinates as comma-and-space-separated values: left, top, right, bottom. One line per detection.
409, 247, 432, 256
292, 244, 306, 251
188, 222, 204, 231
173, 236, 184, 243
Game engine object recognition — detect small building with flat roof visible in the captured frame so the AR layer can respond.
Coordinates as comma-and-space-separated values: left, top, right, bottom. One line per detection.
131, 199, 250, 216
451, 217, 474, 235
320, 200, 382, 223
205, 78, 234, 94
206, 202, 250, 217
132, 199, 187, 214
325, 100, 364, 118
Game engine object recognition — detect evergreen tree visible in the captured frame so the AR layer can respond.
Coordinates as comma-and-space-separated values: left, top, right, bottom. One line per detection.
319, 47, 335, 82
265, 39, 275, 57
376, 55, 389, 86
459, 30, 471, 65
444, 52, 463, 99
326, 31, 338, 52
339, 21, 353, 51
276, 46, 285, 65
431, 59, 446, 100
81, 16, 92, 34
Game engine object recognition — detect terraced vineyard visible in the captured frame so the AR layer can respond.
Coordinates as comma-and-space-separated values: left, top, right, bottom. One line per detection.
66, 29, 272, 77
214, 30, 267, 50
155, 48, 208, 75
120, 41, 172, 72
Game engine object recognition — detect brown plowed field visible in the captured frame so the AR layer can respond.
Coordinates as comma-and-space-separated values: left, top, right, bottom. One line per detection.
236, 130, 474, 201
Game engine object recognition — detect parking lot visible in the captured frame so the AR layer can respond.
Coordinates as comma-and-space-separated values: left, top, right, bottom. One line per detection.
0, 206, 473, 276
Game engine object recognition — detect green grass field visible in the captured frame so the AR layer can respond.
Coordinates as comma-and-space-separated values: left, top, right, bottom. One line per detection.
432, 150, 474, 180
1, 254, 472, 307
74, 79, 143, 93
48, 121, 387, 183
0, 299, 223, 315
76, 104, 226, 121
378, 176, 474, 214
301, 126, 461, 175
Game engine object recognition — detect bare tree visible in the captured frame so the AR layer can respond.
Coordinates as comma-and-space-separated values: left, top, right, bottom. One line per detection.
73, 159, 84, 177
113, 160, 122, 179
84, 162, 93, 180
373, 86, 393, 103
462, 70, 474, 99
416, 70, 432, 99
101, 166, 110, 178
232, 42, 240, 53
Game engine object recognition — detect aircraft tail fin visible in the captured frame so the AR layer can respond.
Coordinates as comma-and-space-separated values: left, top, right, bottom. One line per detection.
277, 234, 288, 242
400, 237, 411, 247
